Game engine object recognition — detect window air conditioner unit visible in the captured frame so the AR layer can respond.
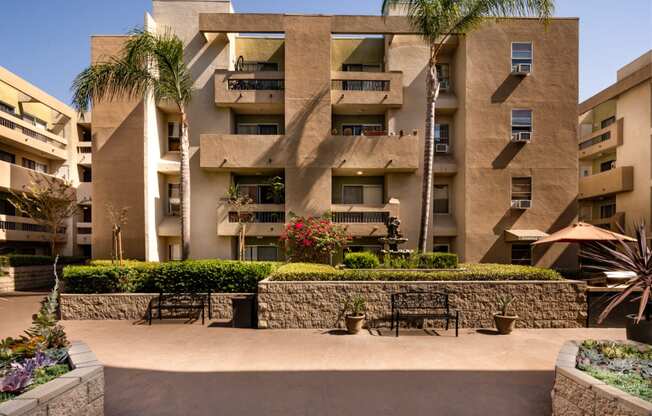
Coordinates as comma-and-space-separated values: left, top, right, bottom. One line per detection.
511, 131, 532, 143
512, 63, 532, 75
511, 199, 532, 209
435, 144, 449, 153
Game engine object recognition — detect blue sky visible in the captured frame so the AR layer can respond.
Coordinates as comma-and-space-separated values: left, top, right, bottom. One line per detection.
0, 0, 649, 104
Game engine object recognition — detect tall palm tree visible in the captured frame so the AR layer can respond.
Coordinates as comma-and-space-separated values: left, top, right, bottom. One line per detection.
71, 28, 193, 260
382, 0, 554, 253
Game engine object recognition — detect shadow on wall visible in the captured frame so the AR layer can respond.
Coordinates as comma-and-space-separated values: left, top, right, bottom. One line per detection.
104, 367, 554, 416
491, 75, 525, 103
492, 142, 526, 169
479, 208, 525, 263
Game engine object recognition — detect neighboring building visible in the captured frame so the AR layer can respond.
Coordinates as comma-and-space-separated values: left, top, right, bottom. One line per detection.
578, 51, 652, 234
90, 0, 579, 268
0, 66, 92, 257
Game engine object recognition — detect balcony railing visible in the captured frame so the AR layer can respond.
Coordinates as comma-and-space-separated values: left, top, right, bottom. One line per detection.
0, 114, 66, 150
579, 132, 611, 150
0, 220, 64, 234
578, 119, 623, 160
228, 211, 285, 223
579, 166, 634, 200
332, 211, 389, 224
227, 79, 284, 91
331, 80, 390, 92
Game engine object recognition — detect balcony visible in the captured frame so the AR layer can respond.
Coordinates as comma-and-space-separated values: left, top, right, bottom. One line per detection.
76, 222, 92, 245
0, 214, 66, 243
77, 182, 92, 204
586, 212, 626, 231
331, 71, 403, 113
217, 204, 285, 237
433, 155, 458, 176
77, 142, 92, 166
331, 203, 399, 236
0, 160, 63, 192
578, 119, 623, 160
329, 133, 419, 173
579, 166, 634, 200
200, 134, 285, 171
0, 112, 67, 160
214, 70, 284, 113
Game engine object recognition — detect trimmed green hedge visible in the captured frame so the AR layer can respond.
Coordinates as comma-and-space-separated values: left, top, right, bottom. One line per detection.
63, 260, 279, 294
344, 252, 380, 269
0, 255, 87, 268
271, 263, 562, 282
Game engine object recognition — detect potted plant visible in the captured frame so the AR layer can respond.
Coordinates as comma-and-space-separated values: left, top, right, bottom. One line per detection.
583, 223, 652, 344
343, 295, 366, 334
494, 294, 518, 335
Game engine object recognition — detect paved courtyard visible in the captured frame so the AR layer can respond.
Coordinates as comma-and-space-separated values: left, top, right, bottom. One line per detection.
1, 294, 625, 416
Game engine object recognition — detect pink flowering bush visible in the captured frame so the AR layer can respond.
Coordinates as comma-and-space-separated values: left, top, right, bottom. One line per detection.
280, 214, 350, 263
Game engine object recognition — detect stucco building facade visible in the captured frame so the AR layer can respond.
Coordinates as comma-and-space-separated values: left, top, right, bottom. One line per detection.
89, 0, 579, 268
578, 50, 652, 235
0, 66, 92, 257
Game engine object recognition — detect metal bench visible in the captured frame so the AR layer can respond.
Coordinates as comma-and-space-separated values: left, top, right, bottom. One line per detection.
147, 291, 212, 325
391, 291, 459, 337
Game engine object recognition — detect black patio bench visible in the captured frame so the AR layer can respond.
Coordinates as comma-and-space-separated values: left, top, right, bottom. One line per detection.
391, 291, 459, 337
147, 291, 212, 325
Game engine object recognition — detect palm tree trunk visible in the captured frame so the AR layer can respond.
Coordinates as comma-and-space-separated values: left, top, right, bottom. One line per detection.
418, 54, 439, 253
180, 111, 191, 260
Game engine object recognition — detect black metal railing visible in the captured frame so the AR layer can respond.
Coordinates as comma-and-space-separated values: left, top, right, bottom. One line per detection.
332, 80, 390, 92
332, 211, 389, 224
0, 115, 66, 150
579, 131, 611, 150
227, 79, 284, 91
0, 220, 65, 233
228, 211, 285, 223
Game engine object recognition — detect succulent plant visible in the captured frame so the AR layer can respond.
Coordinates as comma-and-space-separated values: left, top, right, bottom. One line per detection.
607, 358, 636, 373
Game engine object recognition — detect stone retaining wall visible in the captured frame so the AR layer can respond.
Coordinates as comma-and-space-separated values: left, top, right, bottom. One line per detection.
257, 279, 587, 329
0, 341, 104, 416
552, 340, 652, 416
0, 266, 62, 293
60, 293, 254, 320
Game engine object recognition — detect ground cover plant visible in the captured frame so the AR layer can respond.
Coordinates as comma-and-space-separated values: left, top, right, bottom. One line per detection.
344, 252, 459, 270
577, 340, 652, 402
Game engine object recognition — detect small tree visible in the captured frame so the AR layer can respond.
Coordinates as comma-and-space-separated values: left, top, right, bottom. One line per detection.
8, 175, 82, 256
106, 203, 129, 265
223, 185, 255, 261
281, 214, 351, 264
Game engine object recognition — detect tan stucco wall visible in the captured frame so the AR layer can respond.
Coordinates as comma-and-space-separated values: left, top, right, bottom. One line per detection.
331, 38, 384, 71
234, 37, 285, 71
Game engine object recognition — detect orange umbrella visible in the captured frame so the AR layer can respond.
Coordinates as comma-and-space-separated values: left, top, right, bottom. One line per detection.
532, 222, 635, 245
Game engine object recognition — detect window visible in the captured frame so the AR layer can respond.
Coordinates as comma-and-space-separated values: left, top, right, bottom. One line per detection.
347, 246, 383, 255
81, 167, 92, 183
433, 184, 449, 214
167, 122, 181, 152
0, 149, 15, 164
237, 183, 282, 204
342, 185, 383, 205
245, 245, 279, 261
599, 199, 616, 219
82, 206, 92, 222
0, 193, 16, 216
168, 243, 181, 261
0, 101, 15, 115
511, 42, 533, 70
600, 160, 616, 172
511, 177, 532, 201
236, 124, 279, 135
342, 63, 382, 72
168, 183, 180, 216
433, 243, 450, 253
341, 124, 383, 136
435, 124, 449, 145
601, 116, 616, 129
436, 64, 451, 91
511, 109, 533, 134
22, 113, 47, 130
22, 158, 47, 173
511, 244, 532, 266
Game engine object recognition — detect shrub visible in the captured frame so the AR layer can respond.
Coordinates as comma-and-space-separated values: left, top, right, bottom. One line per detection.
382, 252, 459, 269
280, 214, 350, 263
0, 255, 86, 268
270, 263, 562, 282
62, 260, 278, 294
274, 263, 336, 274
343, 252, 380, 269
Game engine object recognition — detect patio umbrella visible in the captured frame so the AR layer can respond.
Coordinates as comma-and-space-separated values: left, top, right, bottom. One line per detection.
531, 222, 635, 246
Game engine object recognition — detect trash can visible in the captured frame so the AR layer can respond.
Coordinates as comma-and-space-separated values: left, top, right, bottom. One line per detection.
231, 296, 256, 328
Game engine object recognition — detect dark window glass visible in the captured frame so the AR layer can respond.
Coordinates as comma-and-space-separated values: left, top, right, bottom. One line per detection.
0, 150, 15, 164
600, 160, 615, 172
511, 244, 532, 265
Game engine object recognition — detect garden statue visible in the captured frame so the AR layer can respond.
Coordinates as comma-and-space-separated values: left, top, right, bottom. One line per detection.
379, 215, 412, 260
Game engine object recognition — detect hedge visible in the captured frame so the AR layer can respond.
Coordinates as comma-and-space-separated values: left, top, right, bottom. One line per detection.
344, 252, 380, 269
63, 260, 279, 294
0, 255, 87, 268
270, 263, 563, 282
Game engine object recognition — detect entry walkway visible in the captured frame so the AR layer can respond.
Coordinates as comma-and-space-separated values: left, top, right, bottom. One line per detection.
1, 294, 625, 416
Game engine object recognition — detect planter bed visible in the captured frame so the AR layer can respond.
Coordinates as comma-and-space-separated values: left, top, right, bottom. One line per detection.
60, 293, 254, 321
0, 266, 63, 294
0, 341, 104, 416
552, 340, 652, 416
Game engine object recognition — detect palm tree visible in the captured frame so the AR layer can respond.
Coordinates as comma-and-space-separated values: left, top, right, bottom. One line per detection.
382, 0, 554, 253
71, 28, 193, 260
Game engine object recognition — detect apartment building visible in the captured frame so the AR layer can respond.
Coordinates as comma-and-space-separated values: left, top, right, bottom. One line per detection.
578, 50, 652, 235
90, 0, 579, 268
0, 66, 92, 257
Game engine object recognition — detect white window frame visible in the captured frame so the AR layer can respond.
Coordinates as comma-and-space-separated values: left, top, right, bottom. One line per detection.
167, 182, 180, 216
167, 122, 181, 152
168, 243, 182, 261
511, 41, 533, 71
236, 123, 279, 135
433, 184, 450, 215
22, 113, 47, 130
22, 158, 47, 173
342, 184, 383, 205
511, 109, 533, 134
510, 243, 533, 266
510, 176, 533, 203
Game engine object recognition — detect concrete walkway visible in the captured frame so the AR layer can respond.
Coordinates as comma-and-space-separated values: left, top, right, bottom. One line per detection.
1, 294, 626, 416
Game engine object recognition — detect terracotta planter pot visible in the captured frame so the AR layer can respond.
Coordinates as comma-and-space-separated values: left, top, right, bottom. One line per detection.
345, 315, 365, 334
626, 315, 652, 345
494, 314, 518, 335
